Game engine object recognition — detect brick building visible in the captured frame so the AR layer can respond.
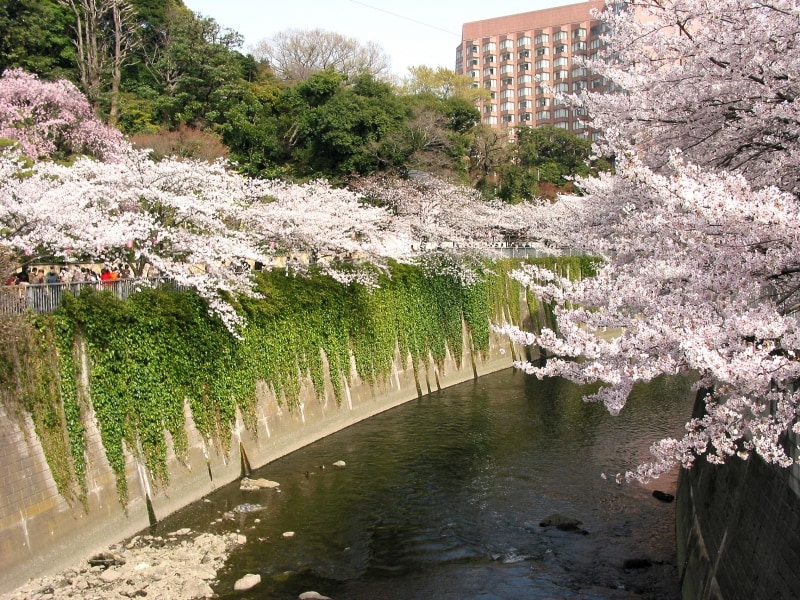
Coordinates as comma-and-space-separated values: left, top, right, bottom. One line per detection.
456, 1, 614, 137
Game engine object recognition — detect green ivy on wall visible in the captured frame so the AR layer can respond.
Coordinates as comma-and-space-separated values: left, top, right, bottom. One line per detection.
1, 256, 594, 505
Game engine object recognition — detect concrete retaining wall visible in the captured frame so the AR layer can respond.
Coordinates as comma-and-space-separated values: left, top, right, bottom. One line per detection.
676, 395, 800, 600
0, 324, 530, 594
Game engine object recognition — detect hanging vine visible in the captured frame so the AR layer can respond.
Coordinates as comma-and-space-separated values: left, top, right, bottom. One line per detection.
1, 256, 592, 505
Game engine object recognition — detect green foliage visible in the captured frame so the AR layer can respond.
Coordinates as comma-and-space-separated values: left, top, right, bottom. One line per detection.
0, 0, 76, 79
498, 126, 611, 202
2, 256, 593, 505
0, 313, 84, 505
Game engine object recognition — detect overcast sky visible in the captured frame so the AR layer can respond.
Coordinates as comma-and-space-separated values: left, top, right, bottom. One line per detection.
182, 0, 577, 79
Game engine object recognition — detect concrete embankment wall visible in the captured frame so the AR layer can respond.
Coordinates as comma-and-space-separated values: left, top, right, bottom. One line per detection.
0, 325, 530, 594
676, 396, 800, 600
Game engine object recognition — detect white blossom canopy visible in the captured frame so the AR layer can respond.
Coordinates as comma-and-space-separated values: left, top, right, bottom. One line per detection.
501, 0, 800, 479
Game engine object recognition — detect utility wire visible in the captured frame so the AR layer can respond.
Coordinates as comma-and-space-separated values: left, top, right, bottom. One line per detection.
345, 0, 461, 37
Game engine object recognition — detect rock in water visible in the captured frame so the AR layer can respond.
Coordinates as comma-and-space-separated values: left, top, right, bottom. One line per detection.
233, 573, 261, 591
233, 503, 263, 513
652, 490, 675, 502
539, 513, 587, 533
332, 460, 346, 467
299, 592, 332, 600
623, 558, 653, 570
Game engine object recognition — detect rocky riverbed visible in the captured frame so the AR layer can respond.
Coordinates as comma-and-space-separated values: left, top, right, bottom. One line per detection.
0, 530, 245, 600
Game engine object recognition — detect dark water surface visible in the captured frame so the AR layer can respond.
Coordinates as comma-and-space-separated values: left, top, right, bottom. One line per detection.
153, 369, 693, 599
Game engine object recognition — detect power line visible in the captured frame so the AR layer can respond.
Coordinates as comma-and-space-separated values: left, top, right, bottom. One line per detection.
345, 0, 461, 37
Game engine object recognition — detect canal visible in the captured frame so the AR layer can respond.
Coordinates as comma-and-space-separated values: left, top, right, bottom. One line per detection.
152, 368, 693, 599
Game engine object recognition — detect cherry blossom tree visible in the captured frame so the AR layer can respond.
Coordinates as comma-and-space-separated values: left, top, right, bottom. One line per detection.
1, 144, 540, 330
0, 68, 125, 160
350, 174, 542, 254
580, 0, 800, 194
500, 0, 800, 479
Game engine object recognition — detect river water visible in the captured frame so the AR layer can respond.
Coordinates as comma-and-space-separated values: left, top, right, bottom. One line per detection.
153, 368, 693, 600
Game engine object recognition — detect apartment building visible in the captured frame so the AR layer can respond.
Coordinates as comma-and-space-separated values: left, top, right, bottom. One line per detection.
456, 1, 613, 137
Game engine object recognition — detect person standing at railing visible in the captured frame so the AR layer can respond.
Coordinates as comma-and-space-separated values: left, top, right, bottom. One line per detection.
46, 267, 59, 284
100, 267, 113, 286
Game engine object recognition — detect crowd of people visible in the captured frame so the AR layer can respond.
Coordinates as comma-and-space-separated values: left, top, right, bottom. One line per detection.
5, 264, 133, 286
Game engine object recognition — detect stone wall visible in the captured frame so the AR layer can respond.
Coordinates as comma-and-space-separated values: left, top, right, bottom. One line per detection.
0, 324, 528, 594
676, 396, 800, 600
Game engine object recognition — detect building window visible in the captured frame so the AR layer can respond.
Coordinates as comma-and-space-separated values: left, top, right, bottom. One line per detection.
536, 97, 550, 107
590, 23, 610, 36
590, 38, 604, 49
535, 85, 546, 95
536, 110, 551, 120
591, 78, 603, 88
518, 36, 531, 47
469, 58, 479, 66
484, 104, 496, 113
554, 121, 569, 129
572, 67, 588, 77
483, 42, 496, 52
554, 57, 569, 67
573, 120, 586, 130
521, 112, 532, 121
573, 28, 587, 38
519, 49, 531, 59
485, 79, 497, 88
484, 67, 496, 76
574, 107, 588, 116
501, 89, 514, 98
555, 70, 569, 80
490, 91, 497, 99
502, 114, 514, 123
501, 64, 514, 74
572, 80, 587, 91
534, 59, 549, 69
469, 70, 479, 78
502, 77, 514, 86
484, 115, 497, 125
554, 108, 570, 118
468, 45, 479, 54
484, 55, 495, 63
534, 33, 549, 44
519, 62, 532, 71
554, 82, 569, 92
519, 99, 533, 108
536, 72, 550, 81
555, 44, 567, 54
456, 49, 463, 59
519, 87, 533, 96
501, 101, 515, 111
572, 41, 587, 51
501, 53, 513, 62
554, 31, 568, 41
500, 39, 514, 49
518, 74, 533, 84
536, 47, 549, 56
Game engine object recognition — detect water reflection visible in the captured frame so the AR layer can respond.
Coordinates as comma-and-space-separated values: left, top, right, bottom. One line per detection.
152, 369, 693, 599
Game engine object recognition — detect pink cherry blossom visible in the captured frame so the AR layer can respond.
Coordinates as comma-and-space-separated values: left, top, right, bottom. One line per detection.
0, 69, 126, 161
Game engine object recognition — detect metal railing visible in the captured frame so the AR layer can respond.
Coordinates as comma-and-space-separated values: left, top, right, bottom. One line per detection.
0, 278, 182, 316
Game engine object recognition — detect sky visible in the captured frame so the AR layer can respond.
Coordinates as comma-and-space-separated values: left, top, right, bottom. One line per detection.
182, 0, 577, 79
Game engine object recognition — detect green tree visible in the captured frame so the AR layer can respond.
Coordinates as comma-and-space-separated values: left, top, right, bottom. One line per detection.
498, 125, 598, 202
400, 65, 490, 104
0, 0, 76, 78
